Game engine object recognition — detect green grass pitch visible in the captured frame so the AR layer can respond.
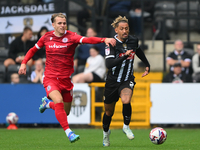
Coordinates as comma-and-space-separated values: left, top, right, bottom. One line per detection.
0, 128, 199, 150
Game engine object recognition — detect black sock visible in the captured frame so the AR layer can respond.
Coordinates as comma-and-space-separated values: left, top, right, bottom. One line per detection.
123, 103, 132, 125
103, 113, 112, 132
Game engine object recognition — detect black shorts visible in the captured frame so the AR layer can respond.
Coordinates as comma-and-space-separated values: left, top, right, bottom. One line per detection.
104, 78, 136, 104
92, 72, 102, 82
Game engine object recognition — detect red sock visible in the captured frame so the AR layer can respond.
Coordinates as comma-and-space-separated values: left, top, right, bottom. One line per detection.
49, 102, 55, 110
55, 103, 69, 131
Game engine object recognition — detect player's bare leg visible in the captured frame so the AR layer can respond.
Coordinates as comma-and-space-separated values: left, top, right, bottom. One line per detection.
120, 88, 134, 140
102, 102, 116, 146
72, 72, 93, 83
47, 90, 79, 143
4, 58, 15, 68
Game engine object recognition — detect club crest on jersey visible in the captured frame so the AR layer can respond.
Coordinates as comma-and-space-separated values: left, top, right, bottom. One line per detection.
50, 37, 53, 40
123, 43, 127, 50
62, 37, 68, 43
105, 46, 110, 55
47, 85, 51, 91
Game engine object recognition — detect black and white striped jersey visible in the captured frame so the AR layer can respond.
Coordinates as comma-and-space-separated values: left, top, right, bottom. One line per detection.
105, 35, 139, 83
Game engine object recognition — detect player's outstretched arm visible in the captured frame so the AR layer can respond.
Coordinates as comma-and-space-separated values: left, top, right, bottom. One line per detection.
81, 37, 116, 47
18, 64, 27, 75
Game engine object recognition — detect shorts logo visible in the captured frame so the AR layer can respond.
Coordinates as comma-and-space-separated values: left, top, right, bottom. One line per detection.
62, 37, 68, 43
129, 81, 134, 89
47, 85, 51, 91
71, 91, 87, 117
105, 46, 110, 55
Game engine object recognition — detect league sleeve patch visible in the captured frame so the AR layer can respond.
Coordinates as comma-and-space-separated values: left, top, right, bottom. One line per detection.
105, 46, 110, 55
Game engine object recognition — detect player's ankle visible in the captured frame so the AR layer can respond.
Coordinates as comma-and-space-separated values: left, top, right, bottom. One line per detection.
123, 124, 129, 129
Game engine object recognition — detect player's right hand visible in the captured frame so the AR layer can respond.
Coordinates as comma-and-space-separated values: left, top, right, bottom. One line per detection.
18, 64, 26, 75
125, 50, 133, 56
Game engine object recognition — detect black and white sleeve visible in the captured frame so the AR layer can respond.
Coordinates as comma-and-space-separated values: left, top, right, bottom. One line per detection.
105, 44, 128, 69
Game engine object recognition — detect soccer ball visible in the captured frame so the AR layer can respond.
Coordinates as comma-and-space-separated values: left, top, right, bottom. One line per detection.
6, 112, 19, 124
149, 127, 167, 144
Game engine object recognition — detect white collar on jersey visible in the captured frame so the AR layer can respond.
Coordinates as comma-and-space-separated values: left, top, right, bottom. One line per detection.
114, 34, 128, 43
53, 30, 67, 37
174, 50, 184, 55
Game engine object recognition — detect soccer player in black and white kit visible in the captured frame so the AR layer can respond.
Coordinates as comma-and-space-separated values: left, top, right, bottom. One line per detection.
102, 16, 150, 146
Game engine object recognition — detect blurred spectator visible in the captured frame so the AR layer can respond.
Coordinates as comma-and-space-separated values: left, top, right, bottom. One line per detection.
33, 26, 48, 63
166, 39, 191, 74
72, 46, 106, 83
4, 26, 34, 68
31, 59, 44, 83
162, 62, 193, 83
192, 44, 200, 82
129, 1, 155, 38
74, 27, 105, 74
77, 0, 95, 35
11, 73, 20, 84
108, 0, 131, 18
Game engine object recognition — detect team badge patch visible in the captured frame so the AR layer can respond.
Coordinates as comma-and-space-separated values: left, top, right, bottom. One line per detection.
47, 85, 51, 91
129, 81, 134, 89
105, 46, 110, 55
123, 43, 127, 50
50, 37, 53, 41
62, 37, 68, 43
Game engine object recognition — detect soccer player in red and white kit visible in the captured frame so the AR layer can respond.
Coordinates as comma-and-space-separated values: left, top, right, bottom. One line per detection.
18, 13, 116, 143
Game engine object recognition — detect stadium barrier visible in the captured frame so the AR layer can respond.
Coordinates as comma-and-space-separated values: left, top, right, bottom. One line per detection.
0, 72, 163, 125
89, 72, 163, 127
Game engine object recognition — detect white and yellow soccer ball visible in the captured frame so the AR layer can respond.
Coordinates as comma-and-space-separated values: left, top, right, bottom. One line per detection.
6, 112, 19, 124
149, 127, 167, 144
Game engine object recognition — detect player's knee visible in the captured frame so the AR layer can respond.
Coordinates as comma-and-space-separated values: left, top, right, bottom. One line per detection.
105, 111, 113, 117
122, 98, 131, 104
53, 97, 63, 103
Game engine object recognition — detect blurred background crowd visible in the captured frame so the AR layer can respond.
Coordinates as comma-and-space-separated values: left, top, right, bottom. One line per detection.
0, 0, 200, 84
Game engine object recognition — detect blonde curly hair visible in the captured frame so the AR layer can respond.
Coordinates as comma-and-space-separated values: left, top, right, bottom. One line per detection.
111, 16, 128, 28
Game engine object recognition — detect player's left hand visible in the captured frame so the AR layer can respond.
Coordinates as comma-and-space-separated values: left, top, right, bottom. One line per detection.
18, 64, 27, 75
142, 67, 150, 77
104, 38, 116, 47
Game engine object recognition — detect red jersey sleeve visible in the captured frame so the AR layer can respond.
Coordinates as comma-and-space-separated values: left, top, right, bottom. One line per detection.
71, 32, 105, 44
22, 35, 45, 64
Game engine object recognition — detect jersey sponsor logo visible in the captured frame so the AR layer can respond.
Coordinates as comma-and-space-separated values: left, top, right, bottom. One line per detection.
105, 46, 110, 55
62, 37, 68, 43
119, 51, 135, 59
48, 43, 67, 48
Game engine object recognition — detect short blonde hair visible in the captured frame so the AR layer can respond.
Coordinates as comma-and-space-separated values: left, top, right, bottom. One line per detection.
51, 13, 66, 23
111, 15, 128, 28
